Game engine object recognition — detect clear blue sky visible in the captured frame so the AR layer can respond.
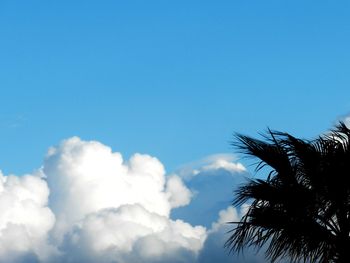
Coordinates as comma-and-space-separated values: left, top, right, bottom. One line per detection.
1, 0, 350, 174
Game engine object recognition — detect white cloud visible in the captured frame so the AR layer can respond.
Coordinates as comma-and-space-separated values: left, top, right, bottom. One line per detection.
171, 154, 247, 228
337, 113, 350, 128
0, 137, 249, 263
197, 206, 241, 263
175, 153, 246, 179
43, 137, 206, 262
62, 204, 206, 263
44, 138, 170, 240
197, 205, 270, 263
0, 172, 56, 262
165, 175, 192, 208
344, 116, 350, 127
210, 206, 241, 233
201, 159, 246, 173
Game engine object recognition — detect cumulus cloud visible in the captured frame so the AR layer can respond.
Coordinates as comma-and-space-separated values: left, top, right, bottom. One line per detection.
198, 205, 270, 263
210, 206, 241, 232
165, 175, 192, 208
41, 137, 207, 262
61, 204, 206, 263
197, 206, 240, 263
171, 154, 247, 227
0, 172, 55, 262
0, 137, 248, 263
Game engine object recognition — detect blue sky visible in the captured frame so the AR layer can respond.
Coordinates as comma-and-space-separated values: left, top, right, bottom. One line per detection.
1, 0, 350, 175
0, 1, 350, 262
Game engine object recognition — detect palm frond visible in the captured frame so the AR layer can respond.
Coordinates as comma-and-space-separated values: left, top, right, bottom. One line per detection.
227, 122, 350, 262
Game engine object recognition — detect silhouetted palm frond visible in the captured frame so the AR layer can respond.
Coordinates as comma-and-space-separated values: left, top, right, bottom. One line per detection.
226, 122, 350, 263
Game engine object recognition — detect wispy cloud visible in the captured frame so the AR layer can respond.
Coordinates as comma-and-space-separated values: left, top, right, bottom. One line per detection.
0, 114, 27, 129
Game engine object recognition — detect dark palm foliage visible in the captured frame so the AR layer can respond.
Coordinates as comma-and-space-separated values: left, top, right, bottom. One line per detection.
226, 122, 350, 263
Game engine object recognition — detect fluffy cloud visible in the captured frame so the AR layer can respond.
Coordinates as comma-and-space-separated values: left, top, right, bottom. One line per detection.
42, 137, 207, 262
0, 172, 55, 262
61, 204, 206, 263
197, 205, 270, 263
197, 206, 241, 263
171, 154, 248, 227
165, 175, 192, 208
0, 137, 248, 263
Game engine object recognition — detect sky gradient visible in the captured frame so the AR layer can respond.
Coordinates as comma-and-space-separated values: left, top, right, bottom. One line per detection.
1, 0, 350, 174
0, 1, 350, 262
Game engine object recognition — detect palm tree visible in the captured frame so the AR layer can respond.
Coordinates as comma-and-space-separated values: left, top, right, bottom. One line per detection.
226, 122, 350, 263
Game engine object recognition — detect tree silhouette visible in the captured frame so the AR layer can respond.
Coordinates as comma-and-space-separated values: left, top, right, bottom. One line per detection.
226, 122, 350, 263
